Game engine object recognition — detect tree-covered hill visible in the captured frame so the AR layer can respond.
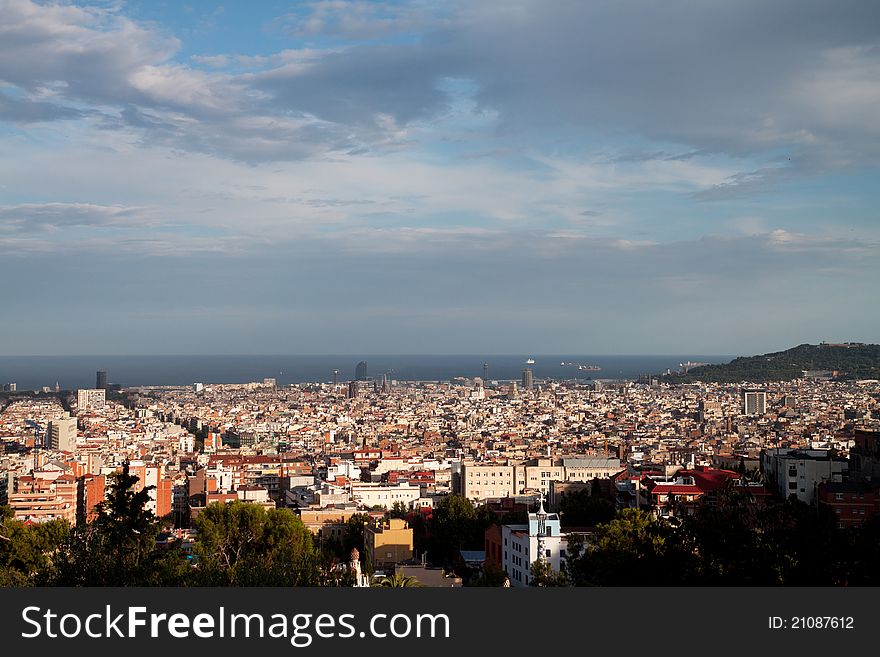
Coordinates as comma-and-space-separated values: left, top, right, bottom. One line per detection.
663, 343, 880, 383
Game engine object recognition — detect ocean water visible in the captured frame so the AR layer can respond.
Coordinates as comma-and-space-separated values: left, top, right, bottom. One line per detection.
0, 354, 735, 391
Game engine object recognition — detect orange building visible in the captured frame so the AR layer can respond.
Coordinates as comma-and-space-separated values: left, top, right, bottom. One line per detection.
9, 474, 78, 525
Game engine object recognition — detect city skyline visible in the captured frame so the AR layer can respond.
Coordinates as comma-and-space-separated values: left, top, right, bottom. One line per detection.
1, 0, 879, 356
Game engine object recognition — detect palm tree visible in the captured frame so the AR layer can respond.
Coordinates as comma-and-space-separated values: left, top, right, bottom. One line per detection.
373, 571, 423, 587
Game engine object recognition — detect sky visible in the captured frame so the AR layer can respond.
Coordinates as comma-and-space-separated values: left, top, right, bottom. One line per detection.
0, 0, 878, 356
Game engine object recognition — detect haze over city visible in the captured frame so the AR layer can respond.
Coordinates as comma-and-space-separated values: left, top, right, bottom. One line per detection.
1, 0, 878, 355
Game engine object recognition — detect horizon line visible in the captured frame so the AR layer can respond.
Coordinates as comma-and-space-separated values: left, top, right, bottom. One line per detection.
0, 352, 742, 358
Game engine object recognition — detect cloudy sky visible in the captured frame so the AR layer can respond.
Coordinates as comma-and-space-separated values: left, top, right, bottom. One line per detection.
1, 0, 878, 355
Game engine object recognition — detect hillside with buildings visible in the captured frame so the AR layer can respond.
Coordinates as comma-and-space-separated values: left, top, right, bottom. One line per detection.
664, 343, 880, 383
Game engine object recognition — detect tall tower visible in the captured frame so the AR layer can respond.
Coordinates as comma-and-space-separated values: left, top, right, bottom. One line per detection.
355, 361, 368, 381
522, 368, 534, 392
96, 370, 107, 390
482, 362, 489, 383
535, 494, 548, 566
333, 369, 339, 385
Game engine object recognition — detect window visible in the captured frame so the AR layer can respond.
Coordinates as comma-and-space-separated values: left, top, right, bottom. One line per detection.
559, 549, 566, 558
545, 549, 551, 558
835, 493, 844, 501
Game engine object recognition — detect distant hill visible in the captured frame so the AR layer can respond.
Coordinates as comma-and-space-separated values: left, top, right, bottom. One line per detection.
663, 343, 880, 383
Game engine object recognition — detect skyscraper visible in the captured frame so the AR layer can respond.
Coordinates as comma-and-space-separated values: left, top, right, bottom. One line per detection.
522, 368, 534, 392
483, 362, 490, 383
96, 370, 107, 390
355, 361, 368, 381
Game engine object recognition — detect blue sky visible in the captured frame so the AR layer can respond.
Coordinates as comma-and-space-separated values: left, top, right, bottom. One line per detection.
0, 0, 878, 355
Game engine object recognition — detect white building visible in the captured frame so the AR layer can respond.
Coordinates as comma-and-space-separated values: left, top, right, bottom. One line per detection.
179, 433, 195, 453
762, 448, 848, 504
350, 482, 421, 510
501, 500, 568, 587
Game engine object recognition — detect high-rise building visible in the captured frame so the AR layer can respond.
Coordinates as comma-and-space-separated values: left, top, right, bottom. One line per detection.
47, 414, 77, 452
741, 389, 767, 416
522, 368, 534, 392
3, 383, 15, 392
483, 362, 490, 383
77, 388, 106, 411
355, 361, 368, 381
96, 370, 107, 390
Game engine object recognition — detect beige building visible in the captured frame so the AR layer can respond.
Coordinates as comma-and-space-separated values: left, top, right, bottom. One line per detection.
462, 456, 624, 502
520, 458, 566, 495
364, 517, 413, 570
299, 508, 363, 543
461, 462, 516, 500
47, 414, 77, 452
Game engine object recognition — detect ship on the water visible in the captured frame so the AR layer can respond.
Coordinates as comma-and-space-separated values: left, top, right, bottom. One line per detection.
559, 362, 602, 371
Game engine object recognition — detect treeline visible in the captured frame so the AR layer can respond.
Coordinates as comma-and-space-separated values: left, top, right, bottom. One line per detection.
0, 465, 331, 586
663, 343, 880, 383
538, 487, 880, 586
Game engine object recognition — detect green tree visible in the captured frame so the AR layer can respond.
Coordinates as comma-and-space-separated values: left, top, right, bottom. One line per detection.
372, 571, 423, 587
192, 501, 319, 585
558, 488, 616, 527
529, 559, 569, 587
0, 506, 69, 585
343, 513, 371, 555
51, 463, 187, 586
388, 501, 408, 520
430, 496, 498, 564
467, 560, 508, 587
565, 509, 680, 586
428, 495, 477, 565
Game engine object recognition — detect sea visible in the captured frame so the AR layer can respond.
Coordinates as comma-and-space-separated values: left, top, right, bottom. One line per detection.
0, 354, 736, 392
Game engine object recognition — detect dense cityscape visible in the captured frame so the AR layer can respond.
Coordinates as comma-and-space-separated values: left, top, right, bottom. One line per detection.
2, 349, 879, 586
